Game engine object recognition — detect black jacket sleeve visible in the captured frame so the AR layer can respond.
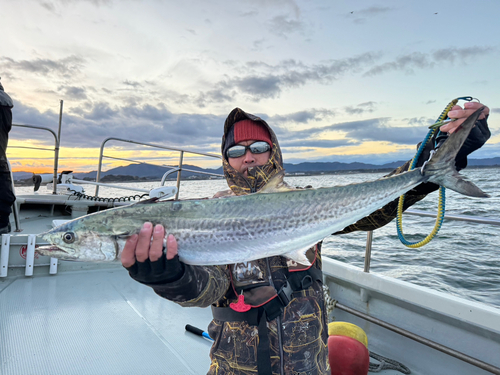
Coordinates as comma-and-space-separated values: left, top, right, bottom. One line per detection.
150, 264, 231, 308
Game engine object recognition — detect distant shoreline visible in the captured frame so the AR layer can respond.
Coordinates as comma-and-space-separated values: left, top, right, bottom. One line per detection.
13, 164, 499, 186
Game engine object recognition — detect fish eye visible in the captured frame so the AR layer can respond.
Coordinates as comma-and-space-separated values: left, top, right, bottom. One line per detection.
62, 232, 76, 244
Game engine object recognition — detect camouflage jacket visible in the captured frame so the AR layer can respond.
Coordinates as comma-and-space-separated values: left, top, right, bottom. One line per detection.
151, 108, 490, 375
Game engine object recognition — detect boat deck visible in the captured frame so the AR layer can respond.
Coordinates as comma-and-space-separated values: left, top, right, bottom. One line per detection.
1, 268, 213, 375
1, 266, 423, 375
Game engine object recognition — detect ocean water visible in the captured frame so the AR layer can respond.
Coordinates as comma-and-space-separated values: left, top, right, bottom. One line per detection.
15, 167, 500, 308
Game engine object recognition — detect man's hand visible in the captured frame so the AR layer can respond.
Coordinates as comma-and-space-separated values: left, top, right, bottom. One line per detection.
441, 101, 490, 134
121, 222, 183, 284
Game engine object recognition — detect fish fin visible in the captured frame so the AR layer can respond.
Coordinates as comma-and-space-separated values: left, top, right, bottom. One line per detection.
258, 170, 293, 194
283, 247, 312, 266
424, 107, 489, 198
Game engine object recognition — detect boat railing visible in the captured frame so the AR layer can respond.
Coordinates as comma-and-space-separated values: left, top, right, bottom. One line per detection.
9, 123, 60, 195
95, 137, 223, 200
363, 209, 500, 273
332, 210, 500, 375
8, 130, 224, 200
9, 101, 64, 196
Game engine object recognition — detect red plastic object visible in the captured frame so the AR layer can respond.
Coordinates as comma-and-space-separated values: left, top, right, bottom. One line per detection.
328, 335, 369, 375
229, 294, 252, 312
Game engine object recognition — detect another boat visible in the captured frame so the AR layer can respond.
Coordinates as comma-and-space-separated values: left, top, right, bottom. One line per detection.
1, 123, 499, 375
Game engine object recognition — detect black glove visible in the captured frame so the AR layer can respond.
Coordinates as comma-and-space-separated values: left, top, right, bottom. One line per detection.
416, 117, 490, 171
125, 250, 185, 285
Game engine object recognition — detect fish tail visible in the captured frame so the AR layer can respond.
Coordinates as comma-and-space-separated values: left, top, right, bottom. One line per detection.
423, 107, 489, 198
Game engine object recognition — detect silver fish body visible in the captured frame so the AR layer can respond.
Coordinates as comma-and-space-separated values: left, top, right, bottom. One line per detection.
37, 108, 488, 266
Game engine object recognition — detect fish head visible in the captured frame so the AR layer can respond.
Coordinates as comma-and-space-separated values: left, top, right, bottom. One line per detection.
37, 220, 125, 262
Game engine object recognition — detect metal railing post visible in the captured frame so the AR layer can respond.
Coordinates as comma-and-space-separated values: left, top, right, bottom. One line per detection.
95, 140, 107, 196
52, 100, 63, 195
175, 151, 184, 200
364, 231, 373, 273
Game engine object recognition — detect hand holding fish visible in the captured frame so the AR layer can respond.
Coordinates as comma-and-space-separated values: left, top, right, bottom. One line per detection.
121, 222, 184, 284
441, 101, 489, 134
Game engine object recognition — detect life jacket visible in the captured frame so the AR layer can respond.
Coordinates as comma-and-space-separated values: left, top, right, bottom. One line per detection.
211, 245, 323, 375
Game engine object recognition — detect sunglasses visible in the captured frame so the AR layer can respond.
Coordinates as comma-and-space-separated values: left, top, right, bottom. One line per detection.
226, 141, 271, 158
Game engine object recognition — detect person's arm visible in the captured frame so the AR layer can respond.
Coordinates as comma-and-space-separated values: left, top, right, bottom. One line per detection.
121, 223, 230, 308
335, 102, 491, 235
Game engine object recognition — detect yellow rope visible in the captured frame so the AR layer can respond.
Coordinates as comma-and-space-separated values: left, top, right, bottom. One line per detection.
396, 98, 459, 248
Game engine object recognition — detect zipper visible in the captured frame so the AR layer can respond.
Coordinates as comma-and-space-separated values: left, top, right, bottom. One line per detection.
265, 258, 285, 375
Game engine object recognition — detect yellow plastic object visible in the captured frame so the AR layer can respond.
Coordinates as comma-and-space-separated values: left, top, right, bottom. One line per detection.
396, 97, 459, 248
328, 322, 368, 348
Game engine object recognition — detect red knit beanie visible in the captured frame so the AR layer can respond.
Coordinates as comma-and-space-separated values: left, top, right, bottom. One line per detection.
233, 119, 272, 147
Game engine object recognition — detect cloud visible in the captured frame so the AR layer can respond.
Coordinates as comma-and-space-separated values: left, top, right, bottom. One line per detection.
39, 0, 112, 9
348, 6, 394, 23
344, 101, 377, 115
270, 109, 336, 124
123, 80, 142, 88
432, 46, 494, 63
352, 6, 393, 17
73, 102, 118, 120
216, 53, 380, 101
233, 75, 282, 98
10, 100, 225, 150
242, 0, 301, 18
363, 52, 431, 76
173, 54, 380, 106
10, 102, 61, 143
122, 103, 173, 122
328, 118, 427, 144
0, 55, 86, 79
363, 46, 494, 76
39, 1, 57, 12
252, 39, 266, 51
11, 99, 473, 168
194, 88, 234, 108
281, 139, 356, 148
272, 117, 428, 147
402, 117, 433, 126
58, 86, 88, 100
267, 15, 304, 38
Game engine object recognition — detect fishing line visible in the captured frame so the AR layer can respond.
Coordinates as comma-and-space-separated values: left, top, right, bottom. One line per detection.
396, 97, 475, 248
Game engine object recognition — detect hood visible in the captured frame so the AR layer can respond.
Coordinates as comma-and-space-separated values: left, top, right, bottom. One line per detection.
222, 108, 284, 195
0, 80, 13, 108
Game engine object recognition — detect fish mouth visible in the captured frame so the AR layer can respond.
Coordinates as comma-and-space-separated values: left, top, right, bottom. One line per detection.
35, 245, 68, 255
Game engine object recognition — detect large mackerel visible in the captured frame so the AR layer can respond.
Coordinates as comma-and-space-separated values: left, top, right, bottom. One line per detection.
37, 108, 489, 266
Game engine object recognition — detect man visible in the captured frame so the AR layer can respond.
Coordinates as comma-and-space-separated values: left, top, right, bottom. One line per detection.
121, 103, 490, 375
0, 78, 15, 234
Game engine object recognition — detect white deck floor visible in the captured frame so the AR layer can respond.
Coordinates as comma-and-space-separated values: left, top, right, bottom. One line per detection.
1, 268, 213, 375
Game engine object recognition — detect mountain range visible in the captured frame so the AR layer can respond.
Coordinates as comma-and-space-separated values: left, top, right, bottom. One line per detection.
12, 157, 500, 181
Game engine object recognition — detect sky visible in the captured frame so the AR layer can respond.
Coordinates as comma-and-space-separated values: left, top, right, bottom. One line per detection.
2, 0, 500, 173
